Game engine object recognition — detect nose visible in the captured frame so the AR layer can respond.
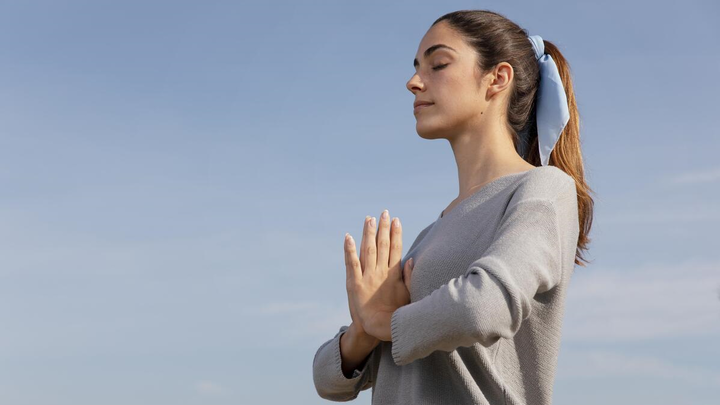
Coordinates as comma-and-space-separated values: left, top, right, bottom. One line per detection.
406, 73, 424, 94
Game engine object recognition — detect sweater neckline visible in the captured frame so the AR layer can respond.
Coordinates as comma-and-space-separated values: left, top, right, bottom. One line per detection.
437, 167, 541, 222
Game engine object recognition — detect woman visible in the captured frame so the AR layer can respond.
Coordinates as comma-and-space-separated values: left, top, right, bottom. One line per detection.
313, 9, 594, 405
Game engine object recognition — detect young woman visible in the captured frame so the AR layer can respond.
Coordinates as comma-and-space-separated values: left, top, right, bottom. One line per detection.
313, 9, 594, 405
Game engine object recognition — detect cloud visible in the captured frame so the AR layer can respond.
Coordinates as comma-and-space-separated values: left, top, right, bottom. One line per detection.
559, 348, 720, 386
256, 301, 320, 315
602, 205, 720, 225
252, 259, 720, 349
601, 167, 720, 225
600, 205, 720, 224
194, 380, 226, 395
244, 299, 352, 348
663, 167, 720, 185
564, 258, 720, 343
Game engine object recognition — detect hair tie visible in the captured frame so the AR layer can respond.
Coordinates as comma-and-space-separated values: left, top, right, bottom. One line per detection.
526, 35, 570, 166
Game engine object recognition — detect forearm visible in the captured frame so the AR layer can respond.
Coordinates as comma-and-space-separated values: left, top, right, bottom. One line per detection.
340, 322, 380, 378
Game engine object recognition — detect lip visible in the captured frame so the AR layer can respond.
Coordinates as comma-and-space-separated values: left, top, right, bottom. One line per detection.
413, 103, 434, 113
413, 100, 433, 108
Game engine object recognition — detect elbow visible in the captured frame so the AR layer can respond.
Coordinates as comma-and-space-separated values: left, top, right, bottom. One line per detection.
467, 298, 528, 345
465, 268, 530, 344
474, 331, 502, 348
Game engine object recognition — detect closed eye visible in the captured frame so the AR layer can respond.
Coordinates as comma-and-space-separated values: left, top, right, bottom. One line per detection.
433, 63, 449, 71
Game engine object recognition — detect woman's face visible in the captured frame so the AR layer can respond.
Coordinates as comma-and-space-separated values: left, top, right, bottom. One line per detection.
406, 22, 492, 139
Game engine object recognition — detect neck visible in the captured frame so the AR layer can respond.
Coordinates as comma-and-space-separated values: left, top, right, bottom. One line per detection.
447, 124, 532, 200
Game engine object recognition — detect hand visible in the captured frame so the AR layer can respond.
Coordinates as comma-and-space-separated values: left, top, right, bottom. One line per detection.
344, 210, 410, 342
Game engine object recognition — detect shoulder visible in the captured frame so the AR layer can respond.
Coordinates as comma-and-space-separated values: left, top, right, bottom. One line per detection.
503, 167, 579, 241
511, 166, 576, 204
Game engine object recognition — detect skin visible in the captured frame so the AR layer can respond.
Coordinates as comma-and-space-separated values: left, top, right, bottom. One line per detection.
343, 20, 535, 343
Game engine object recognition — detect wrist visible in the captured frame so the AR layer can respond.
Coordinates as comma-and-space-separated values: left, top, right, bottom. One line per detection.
349, 322, 380, 347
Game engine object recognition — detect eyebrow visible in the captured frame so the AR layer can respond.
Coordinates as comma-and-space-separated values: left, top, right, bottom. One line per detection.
413, 44, 457, 69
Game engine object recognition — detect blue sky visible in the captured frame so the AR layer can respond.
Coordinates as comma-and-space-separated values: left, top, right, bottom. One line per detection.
1, 0, 719, 404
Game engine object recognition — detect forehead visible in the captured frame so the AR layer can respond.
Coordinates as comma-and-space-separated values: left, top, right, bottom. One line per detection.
415, 23, 466, 58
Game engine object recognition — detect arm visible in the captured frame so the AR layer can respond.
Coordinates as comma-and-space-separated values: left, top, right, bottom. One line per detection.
311, 215, 436, 398
390, 192, 578, 366
312, 323, 380, 401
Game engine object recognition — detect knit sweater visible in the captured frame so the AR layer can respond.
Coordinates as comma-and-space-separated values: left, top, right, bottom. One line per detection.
312, 165, 580, 405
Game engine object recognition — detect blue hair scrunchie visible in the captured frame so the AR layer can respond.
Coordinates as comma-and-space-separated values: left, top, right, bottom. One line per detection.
523, 34, 570, 166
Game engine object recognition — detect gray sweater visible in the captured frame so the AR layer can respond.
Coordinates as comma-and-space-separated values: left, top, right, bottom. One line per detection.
313, 165, 580, 405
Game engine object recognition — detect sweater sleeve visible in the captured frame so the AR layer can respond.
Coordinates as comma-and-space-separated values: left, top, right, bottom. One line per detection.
390, 197, 570, 366
312, 325, 378, 401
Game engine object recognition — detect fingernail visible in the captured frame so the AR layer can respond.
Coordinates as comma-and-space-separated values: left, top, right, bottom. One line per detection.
382, 209, 388, 219
371, 217, 376, 227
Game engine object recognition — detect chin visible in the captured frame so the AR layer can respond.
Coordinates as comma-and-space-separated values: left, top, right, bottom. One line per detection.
415, 119, 451, 141
416, 126, 443, 140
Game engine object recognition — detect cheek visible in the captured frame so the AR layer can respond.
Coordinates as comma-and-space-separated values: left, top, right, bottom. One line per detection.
430, 73, 483, 121
454, 80, 486, 116
443, 89, 481, 119
443, 75, 479, 107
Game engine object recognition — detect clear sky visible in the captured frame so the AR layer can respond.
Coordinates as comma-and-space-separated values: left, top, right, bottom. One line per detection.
1, 0, 719, 404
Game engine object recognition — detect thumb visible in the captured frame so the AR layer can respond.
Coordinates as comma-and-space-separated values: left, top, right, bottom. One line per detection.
403, 257, 414, 287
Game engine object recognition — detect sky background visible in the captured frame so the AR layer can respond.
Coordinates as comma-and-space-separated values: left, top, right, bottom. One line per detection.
1, 0, 719, 404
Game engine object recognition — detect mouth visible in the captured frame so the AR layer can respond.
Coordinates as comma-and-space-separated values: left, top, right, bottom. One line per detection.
413, 103, 434, 113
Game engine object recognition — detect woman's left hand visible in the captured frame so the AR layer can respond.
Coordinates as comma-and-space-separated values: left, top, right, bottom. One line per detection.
344, 209, 411, 342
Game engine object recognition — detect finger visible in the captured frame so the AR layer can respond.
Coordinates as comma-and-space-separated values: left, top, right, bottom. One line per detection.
344, 233, 353, 282
359, 215, 370, 272
345, 234, 359, 322
344, 233, 362, 282
376, 210, 391, 273
402, 257, 411, 288
364, 216, 377, 274
388, 216, 403, 279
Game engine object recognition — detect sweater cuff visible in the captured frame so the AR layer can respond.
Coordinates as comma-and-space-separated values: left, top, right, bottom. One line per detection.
391, 305, 411, 366
313, 326, 374, 401
334, 329, 368, 380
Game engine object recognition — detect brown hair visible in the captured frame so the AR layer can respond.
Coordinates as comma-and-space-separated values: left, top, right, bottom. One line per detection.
433, 10, 595, 267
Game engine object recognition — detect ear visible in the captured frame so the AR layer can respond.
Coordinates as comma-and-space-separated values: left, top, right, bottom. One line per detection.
486, 62, 514, 99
